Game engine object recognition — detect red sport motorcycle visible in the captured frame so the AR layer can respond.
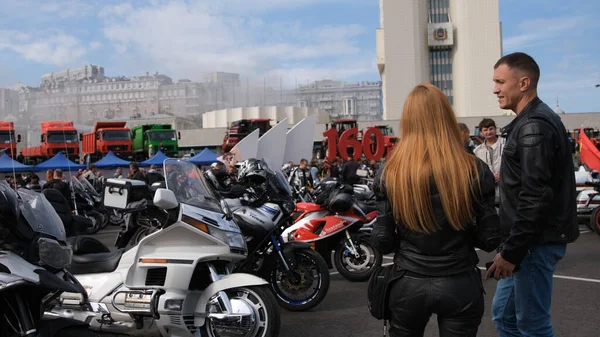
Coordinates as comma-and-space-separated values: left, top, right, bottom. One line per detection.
282, 181, 382, 282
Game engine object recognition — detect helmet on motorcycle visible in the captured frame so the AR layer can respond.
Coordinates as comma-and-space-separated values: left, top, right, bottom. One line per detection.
0, 181, 20, 227
237, 159, 269, 185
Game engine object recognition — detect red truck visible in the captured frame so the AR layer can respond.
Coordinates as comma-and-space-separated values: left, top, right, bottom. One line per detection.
222, 118, 271, 152
22, 121, 80, 164
81, 121, 133, 163
0, 121, 21, 158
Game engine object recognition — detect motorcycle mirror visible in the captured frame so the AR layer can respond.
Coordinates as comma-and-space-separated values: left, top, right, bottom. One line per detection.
592, 171, 599, 179
220, 199, 233, 221
153, 188, 179, 210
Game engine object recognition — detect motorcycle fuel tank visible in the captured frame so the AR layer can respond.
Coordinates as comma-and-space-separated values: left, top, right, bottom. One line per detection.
233, 202, 282, 233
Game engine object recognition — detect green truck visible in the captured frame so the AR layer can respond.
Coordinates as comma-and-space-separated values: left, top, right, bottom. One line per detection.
131, 124, 181, 161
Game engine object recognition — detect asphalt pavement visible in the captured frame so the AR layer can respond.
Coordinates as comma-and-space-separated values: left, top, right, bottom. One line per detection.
94, 225, 600, 337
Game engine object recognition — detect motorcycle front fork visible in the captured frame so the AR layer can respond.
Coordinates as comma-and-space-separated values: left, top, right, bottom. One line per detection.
9, 292, 37, 336
207, 263, 234, 314
344, 230, 361, 259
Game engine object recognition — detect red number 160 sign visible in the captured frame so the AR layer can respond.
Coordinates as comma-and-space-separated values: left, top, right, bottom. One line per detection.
323, 127, 386, 161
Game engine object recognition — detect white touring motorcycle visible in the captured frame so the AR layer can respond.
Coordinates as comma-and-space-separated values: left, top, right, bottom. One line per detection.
0, 184, 97, 337
50, 159, 281, 337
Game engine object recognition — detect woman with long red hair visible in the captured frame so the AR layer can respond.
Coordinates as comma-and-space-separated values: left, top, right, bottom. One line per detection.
372, 83, 501, 336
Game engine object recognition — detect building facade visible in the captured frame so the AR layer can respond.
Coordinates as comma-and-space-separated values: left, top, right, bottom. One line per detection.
202, 106, 328, 129
377, 0, 502, 120
293, 80, 383, 121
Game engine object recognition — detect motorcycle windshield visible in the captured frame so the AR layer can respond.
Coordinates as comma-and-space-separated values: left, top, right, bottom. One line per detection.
78, 176, 100, 197
163, 159, 222, 213
70, 177, 85, 193
17, 188, 67, 242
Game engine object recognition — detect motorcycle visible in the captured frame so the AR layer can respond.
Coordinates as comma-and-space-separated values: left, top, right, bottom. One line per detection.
206, 159, 331, 312
580, 173, 600, 235
51, 159, 281, 337
283, 180, 382, 282
0, 183, 97, 337
70, 177, 107, 234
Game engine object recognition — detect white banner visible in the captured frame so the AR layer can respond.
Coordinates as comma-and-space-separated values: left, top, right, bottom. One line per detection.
283, 113, 317, 165
257, 119, 288, 171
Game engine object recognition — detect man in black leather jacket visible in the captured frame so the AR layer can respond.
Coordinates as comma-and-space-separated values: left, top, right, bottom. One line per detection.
487, 52, 578, 337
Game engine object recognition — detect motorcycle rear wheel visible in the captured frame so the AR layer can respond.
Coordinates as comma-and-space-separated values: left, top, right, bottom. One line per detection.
200, 285, 280, 337
83, 210, 104, 235
334, 236, 382, 282
269, 248, 330, 311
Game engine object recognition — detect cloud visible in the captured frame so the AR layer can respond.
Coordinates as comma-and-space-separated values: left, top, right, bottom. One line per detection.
503, 16, 591, 51
0, 30, 88, 66
39, 0, 94, 19
100, 1, 375, 85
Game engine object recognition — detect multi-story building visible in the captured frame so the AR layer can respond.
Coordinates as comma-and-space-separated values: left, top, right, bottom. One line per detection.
293, 80, 383, 121
377, 0, 502, 119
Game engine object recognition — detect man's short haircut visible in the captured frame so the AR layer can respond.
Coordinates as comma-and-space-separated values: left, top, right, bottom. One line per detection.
494, 52, 540, 89
300, 158, 308, 165
130, 162, 139, 169
479, 118, 497, 130
458, 123, 470, 133
54, 169, 63, 178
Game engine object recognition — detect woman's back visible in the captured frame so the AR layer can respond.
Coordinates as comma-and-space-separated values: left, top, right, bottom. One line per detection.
369, 83, 500, 337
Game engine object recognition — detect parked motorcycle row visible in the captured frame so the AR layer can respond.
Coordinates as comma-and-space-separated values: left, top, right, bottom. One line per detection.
0, 158, 382, 337
576, 170, 600, 235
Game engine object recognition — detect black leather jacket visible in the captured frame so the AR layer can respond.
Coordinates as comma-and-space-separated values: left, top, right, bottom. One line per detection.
498, 97, 578, 265
372, 158, 501, 276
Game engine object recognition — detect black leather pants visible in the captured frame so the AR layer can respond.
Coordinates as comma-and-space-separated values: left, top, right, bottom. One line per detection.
387, 269, 484, 337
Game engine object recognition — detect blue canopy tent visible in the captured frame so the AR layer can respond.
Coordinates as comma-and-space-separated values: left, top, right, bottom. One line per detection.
0, 153, 34, 173
187, 148, 221, 166
34, 152, 86, 171
93, 151, 131, 169
140, 150, 170, 167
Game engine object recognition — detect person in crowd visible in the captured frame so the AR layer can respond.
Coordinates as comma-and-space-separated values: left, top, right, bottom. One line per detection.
95, 172, 105, 191
128, 162, 145, 182
114, 167, 123, 179
372, 83, 500, 336
26, 174, 42, 192
473, 118, 504, 206
83, 164, 97, 182
43, 169, 72, 206
76, 168, 84, 179
289, 158, 313, 191
487, 52, 579, 337
458, 123, 475, 155
16, 151, 24, 163
340, 155, 360, 185
44, 169, 54, 186
146, 164, 164, 186
282, 161, 294, 177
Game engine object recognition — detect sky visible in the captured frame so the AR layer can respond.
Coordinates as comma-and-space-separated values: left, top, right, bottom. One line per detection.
0, 0, 598, 113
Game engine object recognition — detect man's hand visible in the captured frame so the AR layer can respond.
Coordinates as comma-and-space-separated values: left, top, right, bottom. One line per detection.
485, 253, 516, 280
493, 172, 500, 183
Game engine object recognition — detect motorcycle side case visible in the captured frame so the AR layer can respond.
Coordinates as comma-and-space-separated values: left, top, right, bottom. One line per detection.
103, 178, 148, 209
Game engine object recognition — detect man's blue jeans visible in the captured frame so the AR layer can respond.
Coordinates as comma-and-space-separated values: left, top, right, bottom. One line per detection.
492, 243, 566, 337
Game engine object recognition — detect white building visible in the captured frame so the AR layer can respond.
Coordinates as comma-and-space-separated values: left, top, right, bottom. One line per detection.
202, 106, 328, 129
377, 0, 502, 120
294, 80, 382, 121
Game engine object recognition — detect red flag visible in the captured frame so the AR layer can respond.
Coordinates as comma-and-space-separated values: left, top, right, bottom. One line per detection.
579, 128, 600, 171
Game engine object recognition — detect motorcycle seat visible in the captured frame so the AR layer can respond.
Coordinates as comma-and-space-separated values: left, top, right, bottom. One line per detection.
356, 200, 377, 214
67, 249, 125, 275
355, 191, 374, 201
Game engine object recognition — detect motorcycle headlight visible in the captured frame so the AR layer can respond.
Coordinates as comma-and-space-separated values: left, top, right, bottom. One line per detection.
38, 238, 72, 269
209, 226, 247, 254
182, 215, 247, 254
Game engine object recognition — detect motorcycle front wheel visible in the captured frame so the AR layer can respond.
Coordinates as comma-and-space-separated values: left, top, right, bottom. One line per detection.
200, 285, 280, 337
334, 235, 382, 282
269, 248, 330, 311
